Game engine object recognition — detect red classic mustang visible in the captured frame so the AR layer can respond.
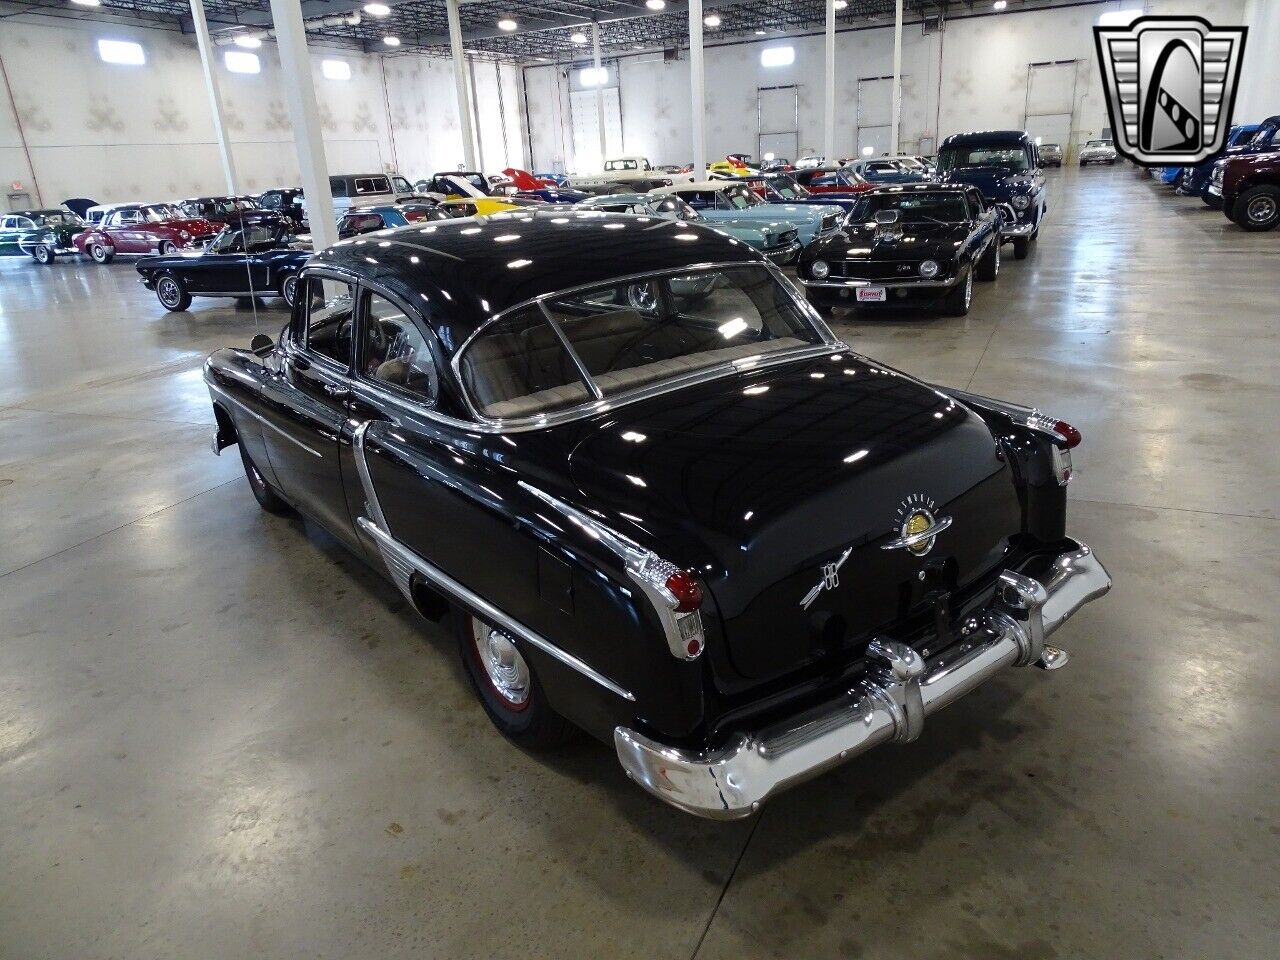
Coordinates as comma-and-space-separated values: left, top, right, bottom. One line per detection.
74, 203, 219, 264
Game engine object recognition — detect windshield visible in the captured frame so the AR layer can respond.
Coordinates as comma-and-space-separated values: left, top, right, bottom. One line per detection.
652, 197, 701, 222
392, 176, 413, 193
1248, 123, 1277, 146
768, 176, 807, 199
848, 192, 969, 223
141, 205, 180, 222
1085, 140, 1111, 148
938, 145, 1030, 174
457, 265, 826, 421
723, 186, 763, 209
37, 211, 83, 226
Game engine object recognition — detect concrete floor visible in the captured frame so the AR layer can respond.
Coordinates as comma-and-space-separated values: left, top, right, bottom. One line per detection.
1, 168, 1277, 959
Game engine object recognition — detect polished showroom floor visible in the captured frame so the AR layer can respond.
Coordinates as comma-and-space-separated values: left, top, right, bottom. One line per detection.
1, 169, 1277, 960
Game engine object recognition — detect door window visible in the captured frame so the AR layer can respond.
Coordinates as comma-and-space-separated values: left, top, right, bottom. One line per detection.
360, 292, 440, 402
301, 277, 356, 367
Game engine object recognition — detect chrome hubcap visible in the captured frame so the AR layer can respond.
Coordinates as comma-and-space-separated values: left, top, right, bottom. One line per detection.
472, 620, 530, 707
283, 277, 297, 304
159, 279, 179, 304
1248, 197, 1276, 223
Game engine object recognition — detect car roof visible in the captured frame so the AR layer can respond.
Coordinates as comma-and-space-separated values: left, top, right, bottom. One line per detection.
9, 209, 64, 217
577, 193, 652, 205
310, 209, 758, 353
651, 180, 748, 193
940, 130, 1031, 147
865, 183, 970, 195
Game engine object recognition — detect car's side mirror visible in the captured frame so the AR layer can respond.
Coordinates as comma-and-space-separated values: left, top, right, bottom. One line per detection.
250, 333, 275, 353
874, 210, 901, 225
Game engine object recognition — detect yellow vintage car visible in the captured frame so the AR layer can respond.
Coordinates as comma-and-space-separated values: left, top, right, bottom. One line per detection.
437, 197, 528, 217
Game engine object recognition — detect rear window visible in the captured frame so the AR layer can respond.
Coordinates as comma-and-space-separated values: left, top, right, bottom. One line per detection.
457, 265, 823, 421
355, 177, 391, 195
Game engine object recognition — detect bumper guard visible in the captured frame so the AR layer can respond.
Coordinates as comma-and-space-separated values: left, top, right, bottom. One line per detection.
614, 542, 1110, 819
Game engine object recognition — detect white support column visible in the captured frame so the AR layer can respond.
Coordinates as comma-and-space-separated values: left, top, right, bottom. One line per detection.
592, 21, 606, 166
189, 0, 238, 194
824, 0, 836, 162
689, 0, 706, 181
268, 0, 337, 250
446, 0, 478, 170
890, 0, 903, 155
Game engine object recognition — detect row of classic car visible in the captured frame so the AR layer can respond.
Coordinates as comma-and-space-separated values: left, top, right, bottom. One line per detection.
1142, 114, 1280, 232
202, 204, 1109, 818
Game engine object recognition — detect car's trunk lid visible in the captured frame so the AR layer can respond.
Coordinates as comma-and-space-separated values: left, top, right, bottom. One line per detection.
567, 352, 1022, 683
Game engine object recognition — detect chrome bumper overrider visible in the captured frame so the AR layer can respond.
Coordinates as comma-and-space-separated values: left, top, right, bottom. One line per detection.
1000, 221, 1035, 237
766, 240, 802, 264
615, 542, 1110, 820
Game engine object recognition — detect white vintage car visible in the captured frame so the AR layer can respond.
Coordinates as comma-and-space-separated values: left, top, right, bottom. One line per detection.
568, 156, 692, 193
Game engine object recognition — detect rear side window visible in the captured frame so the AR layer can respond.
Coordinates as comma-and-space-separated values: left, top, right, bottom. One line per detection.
361, 293, 440, 402
355, 177, 391, 195
329, 177, 349, 198
457, 307, 589, 419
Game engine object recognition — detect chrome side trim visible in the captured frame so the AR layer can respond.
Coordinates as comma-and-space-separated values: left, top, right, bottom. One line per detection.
351, 424, 635, 702
207, 381, 323, 459
614, 541, 1111, 819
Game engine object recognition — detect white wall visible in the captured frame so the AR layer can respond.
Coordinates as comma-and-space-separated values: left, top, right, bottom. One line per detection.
0, 15, 525, 208
1238, 0, 1280, 123
524, 0, 1251, 172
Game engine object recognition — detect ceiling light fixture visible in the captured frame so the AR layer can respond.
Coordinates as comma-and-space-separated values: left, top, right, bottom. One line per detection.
364, 3, 390, 15
754, 28, 766, 35
834, 0, 847, 9
993, 0, 1007, 9
71, 0, 102, 6
703, 13, 721, 27
497, 17, 517, 31
382, 35, 400, 46
233, 34, 262, 48
570, 31, 588, 44
645, 0, 665, 9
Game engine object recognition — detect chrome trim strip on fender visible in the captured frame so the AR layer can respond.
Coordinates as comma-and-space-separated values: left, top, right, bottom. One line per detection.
614, 540, 1111, 819
351, 423, 636, 703
206, 381, 324, 459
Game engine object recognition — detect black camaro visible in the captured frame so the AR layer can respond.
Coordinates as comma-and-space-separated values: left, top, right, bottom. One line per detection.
203, 210, 1110, 819
138, 214, 311, 312
800, 184, 1003, 316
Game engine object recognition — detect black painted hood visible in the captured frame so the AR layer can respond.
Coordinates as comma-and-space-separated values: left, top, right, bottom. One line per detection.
566, 352, 1020, 681
814, 220, 969, 261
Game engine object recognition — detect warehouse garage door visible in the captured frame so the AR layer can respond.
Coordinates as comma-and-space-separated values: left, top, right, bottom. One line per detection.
758, 85, 798, 163
1024, 60, 1079, 155
857, 76, 898, 157
569, 66, 623, 172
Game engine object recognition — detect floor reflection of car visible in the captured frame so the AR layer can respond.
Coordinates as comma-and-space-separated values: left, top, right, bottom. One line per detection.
0, 208, 86, 263
337, 203, 455, 239
136, 214, 311, 312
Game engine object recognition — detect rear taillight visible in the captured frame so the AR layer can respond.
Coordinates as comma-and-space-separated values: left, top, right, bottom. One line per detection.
1052, 419, 1082, 448
664, 570, 704, 613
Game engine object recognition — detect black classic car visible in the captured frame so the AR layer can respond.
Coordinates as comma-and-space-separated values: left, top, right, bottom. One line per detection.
137, 214, 310, 311
203, 211, 1110, 819
937, 130, 1047, 259
0, 208, 85, 263
800, 184, 1002, 316
178, 195, 266, 229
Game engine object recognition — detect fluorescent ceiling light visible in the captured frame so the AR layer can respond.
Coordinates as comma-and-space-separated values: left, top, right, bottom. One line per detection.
364, 3, 391, 15
645, 0, 665, 8
703, 13, 721, 27
224, 50, 260, 74
233, 35, 262, 48
760, 46, 794, 68
322, 58, 351, 80
993, 0, 1007, 9
861, 145, 874, 156
71, 0, 101, 6
97, 38, 145, 65
382, 35, 400, 46
497, 17, 517, 31
570, 31, 588, 44
754, 29, 766, 36
834, 0, 848, 9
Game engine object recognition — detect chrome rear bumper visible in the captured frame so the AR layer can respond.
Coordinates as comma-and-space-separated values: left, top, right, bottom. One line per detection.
615, 542, 1110, 820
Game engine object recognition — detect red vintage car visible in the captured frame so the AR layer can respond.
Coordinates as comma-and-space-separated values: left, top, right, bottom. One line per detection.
793, 167, 876, 195
74, 202, 220, 264
501, 168, 559, 191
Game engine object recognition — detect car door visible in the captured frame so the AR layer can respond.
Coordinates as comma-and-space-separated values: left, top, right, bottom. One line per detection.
0, 217, 19, 256
108, 208, 146, 252
255, 271, 361, 549
185, 229, 248, 294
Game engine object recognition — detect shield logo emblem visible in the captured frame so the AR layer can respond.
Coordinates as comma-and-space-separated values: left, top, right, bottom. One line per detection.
1094, 16, 1247, 166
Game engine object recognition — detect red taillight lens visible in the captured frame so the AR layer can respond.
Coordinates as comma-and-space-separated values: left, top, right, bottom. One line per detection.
664, 570, 704, 613
1053, 420, 1082, 448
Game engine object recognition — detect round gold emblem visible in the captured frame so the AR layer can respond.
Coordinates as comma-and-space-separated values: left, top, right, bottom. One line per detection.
903, 509, 936, 556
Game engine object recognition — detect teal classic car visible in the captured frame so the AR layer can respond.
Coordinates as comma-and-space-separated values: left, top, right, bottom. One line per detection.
576, 192, 802, 263
649, 180, 841, 248
0, 208, 85, 263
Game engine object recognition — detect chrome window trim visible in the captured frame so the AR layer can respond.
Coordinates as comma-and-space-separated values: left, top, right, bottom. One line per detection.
449, 260, 844, 431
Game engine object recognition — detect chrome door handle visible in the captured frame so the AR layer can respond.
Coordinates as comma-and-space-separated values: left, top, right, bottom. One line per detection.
323, 383, 348, 397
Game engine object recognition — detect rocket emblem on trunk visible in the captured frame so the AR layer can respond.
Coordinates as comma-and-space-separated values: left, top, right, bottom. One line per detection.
882, 494, 952, 557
